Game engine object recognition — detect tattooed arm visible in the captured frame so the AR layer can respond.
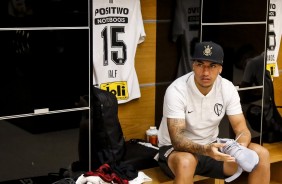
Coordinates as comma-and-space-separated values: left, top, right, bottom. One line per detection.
167, 118, 208, 154
167, 118, 234, 161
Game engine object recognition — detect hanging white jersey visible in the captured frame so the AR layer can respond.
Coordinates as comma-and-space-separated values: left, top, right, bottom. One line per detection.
267, 0, 282, 77
93, 0, 145, 103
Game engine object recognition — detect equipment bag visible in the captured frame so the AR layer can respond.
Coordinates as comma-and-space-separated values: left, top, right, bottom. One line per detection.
77, 87, 126, 171
75, 87, 157, 177
246, 70, 282, 143
91, 87, 126, 169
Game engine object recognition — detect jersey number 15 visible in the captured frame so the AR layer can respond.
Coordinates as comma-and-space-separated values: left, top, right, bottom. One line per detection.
101, 26, 127, 66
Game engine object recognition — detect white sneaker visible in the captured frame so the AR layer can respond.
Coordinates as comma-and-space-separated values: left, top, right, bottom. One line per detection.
217, 138, 259, 172
216, 137, 259, 182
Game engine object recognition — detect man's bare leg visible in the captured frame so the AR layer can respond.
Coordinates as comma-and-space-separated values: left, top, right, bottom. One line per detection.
168, 151, 198, 184
247, 143, 270, 184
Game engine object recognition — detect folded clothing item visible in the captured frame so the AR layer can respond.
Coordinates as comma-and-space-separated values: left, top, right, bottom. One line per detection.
76, 171, 152, 184
217, 137, 259, 182
83, 164, 128, 184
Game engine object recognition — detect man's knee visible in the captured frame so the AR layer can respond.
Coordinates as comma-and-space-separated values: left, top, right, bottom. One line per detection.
248, 143, 270, 162
258, 146, 270, 159
169, 152, 198, 170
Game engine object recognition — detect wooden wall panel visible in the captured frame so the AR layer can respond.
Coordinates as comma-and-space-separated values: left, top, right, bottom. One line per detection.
118, 0, 157, 140
135, 23, 156, 84
141, 0, 156, 20
274, 77, 282, 115
273, 37, 282, 115
119, 86, 155, 140
277, 37, 282, 69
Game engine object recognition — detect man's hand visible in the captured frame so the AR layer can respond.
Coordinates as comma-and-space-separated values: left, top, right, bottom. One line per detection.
205, 143, 235, 162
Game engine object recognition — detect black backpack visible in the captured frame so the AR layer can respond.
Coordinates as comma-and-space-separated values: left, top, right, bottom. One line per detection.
91, 87, 126, 169
74, 87, 157, 179
246, 70, 282, 143
76, 87, 126, 171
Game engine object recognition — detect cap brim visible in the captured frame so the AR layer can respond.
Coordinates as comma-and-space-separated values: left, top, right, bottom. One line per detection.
192, 57, 223, 65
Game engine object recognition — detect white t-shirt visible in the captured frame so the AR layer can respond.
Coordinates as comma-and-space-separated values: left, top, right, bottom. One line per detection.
158, 72, 242, 146
92, 0, 146, 104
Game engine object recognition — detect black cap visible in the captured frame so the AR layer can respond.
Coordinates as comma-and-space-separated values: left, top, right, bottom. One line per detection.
192, 41, 224, 65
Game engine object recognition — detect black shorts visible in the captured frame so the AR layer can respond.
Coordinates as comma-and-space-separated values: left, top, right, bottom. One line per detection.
158, 145, 226, 179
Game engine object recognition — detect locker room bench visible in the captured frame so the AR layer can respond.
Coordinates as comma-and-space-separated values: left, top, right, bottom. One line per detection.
140, 141, 282, 184
263, 142, 282, 184
264, 142, 282, 163
141, 166, 225, 184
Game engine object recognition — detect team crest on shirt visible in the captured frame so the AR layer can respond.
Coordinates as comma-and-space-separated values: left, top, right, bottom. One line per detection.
214, 103, 223, 116
203, 45, 212, 56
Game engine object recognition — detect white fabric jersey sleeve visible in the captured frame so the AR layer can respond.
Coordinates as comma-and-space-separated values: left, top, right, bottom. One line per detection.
93, 0, 145, 104
158, 72, 242, 146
